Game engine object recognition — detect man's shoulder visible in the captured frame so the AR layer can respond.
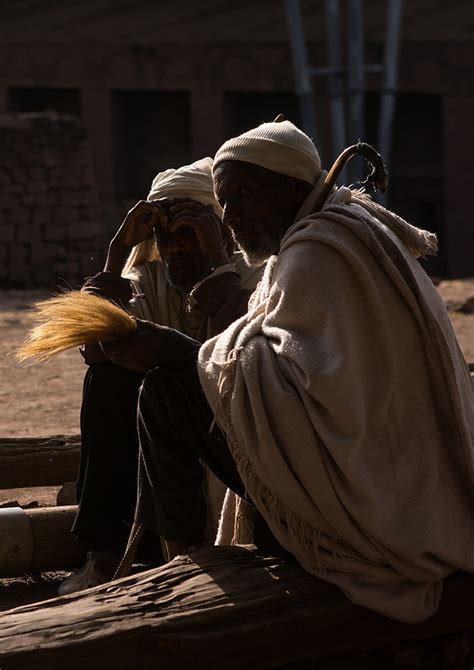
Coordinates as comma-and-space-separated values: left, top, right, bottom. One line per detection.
280, 214, 347, 256
274, 211, 377, 291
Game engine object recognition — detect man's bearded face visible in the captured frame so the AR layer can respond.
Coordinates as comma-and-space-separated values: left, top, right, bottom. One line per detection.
154, 223, 211, 292
229, 213, 292, 266
213, 161, 308, 266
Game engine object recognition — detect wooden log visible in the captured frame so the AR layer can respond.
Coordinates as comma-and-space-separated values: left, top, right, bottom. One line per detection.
0, 546, 473, 669
0, 435, 80, 489
0, 506, 87, 576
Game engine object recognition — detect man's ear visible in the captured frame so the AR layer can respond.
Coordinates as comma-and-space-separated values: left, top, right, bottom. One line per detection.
293, 178, 312, 208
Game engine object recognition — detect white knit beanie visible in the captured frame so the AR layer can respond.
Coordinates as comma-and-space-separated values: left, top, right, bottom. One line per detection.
213, 120, 321, 185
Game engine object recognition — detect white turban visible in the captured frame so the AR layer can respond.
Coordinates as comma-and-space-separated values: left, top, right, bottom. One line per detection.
213, 120, 321, 185
148, 156, 221, 215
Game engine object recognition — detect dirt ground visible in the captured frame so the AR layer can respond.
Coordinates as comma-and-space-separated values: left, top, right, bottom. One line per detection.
0, 281, 472, 611
0, 290, 85, 439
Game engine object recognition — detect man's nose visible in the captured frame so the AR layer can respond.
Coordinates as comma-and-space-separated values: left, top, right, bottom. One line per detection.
222, 203, 240, 230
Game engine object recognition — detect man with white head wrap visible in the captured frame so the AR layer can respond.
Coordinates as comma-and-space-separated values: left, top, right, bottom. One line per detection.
59, 157, 263, 595
123, 157, 258, 336
129, 118, 473, 624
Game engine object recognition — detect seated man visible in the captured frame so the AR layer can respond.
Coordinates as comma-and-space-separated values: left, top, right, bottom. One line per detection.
117, 120, 473, 624
59, 157, 263, 595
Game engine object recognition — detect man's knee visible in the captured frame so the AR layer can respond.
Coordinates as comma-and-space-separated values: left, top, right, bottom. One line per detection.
139, 364, 193, 409
137, 366, 177, 433
139, 366, 168, 406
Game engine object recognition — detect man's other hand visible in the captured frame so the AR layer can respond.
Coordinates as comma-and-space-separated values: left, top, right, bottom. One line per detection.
167, 200, 230, 268
100, 320, 171, 372
82, 271, 133, 306
80, 342, 109, 365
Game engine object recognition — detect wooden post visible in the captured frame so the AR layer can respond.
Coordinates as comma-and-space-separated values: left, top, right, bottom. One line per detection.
325, 0, 346, 161
0, 435, 80, 489
346, 0, 365, 185
0, 506, 87, 577
346, 0, 365, 144
284, 0, 318, 140
377, 0, 403, 207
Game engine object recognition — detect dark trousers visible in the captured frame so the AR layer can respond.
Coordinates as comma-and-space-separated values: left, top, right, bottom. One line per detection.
73, 362, 144, 553
75, 357, 288, 557
136, 355, 290, 557
135, 355, 244, 544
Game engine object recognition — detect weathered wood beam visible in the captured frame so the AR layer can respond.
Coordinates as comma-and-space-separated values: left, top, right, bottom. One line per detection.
0, 546, 473, 669
0, 435, 80, 489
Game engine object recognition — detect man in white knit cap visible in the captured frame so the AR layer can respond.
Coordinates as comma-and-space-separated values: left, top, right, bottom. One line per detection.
129, 118, 474, 624
59, 157, 263, 595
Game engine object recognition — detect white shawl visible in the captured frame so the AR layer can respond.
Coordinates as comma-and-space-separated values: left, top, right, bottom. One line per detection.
198, 179, 474, 622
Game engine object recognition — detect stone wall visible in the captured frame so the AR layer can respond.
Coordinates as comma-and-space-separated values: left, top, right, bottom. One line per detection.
0, 112, 108, 288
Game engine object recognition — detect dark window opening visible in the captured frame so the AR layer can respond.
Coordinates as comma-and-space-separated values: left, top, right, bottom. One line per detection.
112, 90, 191, 207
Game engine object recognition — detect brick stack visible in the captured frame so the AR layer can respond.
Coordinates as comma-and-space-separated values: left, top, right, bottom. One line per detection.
0, 112, 108, 287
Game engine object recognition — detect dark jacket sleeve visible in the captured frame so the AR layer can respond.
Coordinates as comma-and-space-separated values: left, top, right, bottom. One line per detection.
157, 328, 201, 366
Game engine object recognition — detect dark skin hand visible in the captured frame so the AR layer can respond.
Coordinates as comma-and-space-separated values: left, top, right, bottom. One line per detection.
81, 200, 167, 305
104, 199, 168, 275
81, 272, 134, 307
165, 199, 230, 268
100, 319, 171, 372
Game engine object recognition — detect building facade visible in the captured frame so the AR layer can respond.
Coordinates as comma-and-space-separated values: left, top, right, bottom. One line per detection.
0, 0, 472, 282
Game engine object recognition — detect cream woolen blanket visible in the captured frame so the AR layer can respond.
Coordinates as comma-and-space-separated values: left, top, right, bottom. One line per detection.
198, 180, 474, 623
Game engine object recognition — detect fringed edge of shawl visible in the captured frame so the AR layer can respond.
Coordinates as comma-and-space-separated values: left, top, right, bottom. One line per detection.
348, 189, 438, 259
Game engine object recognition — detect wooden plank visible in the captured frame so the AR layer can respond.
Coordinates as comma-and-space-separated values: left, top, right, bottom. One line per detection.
0, 435, 80, 489
0, 546, 473, 669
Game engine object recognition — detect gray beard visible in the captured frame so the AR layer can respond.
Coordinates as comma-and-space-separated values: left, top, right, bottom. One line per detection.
240, 246, 274, 266
234, 219, 289, 266
163, 260, 208, 293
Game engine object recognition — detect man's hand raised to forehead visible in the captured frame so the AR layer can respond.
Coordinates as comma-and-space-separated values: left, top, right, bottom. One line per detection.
105, 200, 168, 275
114, 200, 167, 248
166, 199, 230, 269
